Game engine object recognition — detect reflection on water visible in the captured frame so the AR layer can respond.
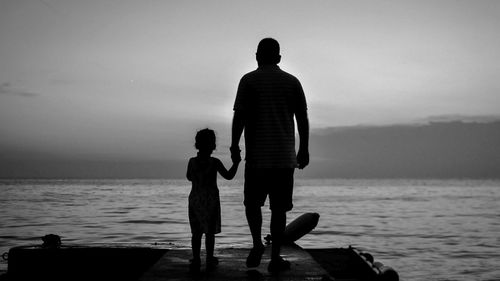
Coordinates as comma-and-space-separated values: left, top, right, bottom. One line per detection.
1, 179, 499, 281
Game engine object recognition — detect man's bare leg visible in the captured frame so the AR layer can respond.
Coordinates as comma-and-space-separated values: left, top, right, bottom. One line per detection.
245, 205, 265, 267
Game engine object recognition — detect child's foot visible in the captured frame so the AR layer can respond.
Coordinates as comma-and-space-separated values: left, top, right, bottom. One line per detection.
246, 244, 265, 268
189, 258, 201, 273
267, 256, 290, 273
206, 256, 219, 272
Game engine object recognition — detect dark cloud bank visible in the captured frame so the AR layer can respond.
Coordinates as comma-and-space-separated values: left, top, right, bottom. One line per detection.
304, 121, 500, 179
1, 120, 499, 179
0, 82, 38, 97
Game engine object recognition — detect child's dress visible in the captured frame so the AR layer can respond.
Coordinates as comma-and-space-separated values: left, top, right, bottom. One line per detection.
187, 155, 221, 234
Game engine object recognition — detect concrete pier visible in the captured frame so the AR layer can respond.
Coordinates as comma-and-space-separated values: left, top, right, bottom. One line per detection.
140, 244, 333, 281
5, 244, 395, 280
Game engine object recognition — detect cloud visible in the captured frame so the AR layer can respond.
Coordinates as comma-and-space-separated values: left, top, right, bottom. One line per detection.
419, 114, 500, 124
0, 82, 38, 98
37, 0, 60, 14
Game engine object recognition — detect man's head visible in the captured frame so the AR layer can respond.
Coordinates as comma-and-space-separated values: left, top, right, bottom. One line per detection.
256, 38, 281, 65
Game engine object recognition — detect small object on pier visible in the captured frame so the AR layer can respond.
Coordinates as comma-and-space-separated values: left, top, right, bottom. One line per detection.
373, 261, 399, 281
283, 212, 320, 244
265, 212, 320, 244
346, 246, 400, 281
41, 234, 61, 249
360, 252, 374, 263
264, 234, 272, 245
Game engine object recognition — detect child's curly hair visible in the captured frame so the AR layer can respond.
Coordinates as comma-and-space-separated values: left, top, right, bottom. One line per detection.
195, 128, 216, 151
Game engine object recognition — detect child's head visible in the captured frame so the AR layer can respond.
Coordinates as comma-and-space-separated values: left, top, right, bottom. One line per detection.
195, 128, 216, 152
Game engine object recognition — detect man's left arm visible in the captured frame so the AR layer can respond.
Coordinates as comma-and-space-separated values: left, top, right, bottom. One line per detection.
295, 78, 309, 169
296, 109, 309, 169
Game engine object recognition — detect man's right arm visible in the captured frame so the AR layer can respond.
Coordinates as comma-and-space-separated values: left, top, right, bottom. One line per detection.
230, 110, 244, 162
231, 77, 247, 162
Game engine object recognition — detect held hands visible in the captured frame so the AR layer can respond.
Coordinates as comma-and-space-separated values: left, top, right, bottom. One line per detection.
297, 149, 309, 169
230, 146, 242, 164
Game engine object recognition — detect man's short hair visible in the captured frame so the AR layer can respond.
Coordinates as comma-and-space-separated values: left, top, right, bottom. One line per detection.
257, 38, 280, 64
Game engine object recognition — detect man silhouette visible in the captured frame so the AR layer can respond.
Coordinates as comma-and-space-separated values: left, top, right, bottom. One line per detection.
230, 38, 309, 272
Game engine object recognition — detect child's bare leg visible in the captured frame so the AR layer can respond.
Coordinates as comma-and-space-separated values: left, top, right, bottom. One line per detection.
205, 233, 215, 259
189, 232, 202, 272
191, 233, 202, 261
205, 233, 218, 271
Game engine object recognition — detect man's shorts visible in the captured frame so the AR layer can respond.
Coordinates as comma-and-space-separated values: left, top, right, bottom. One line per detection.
244, 167, 295, 211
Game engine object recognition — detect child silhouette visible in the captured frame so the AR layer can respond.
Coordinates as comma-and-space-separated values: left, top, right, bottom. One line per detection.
186, 128, 240, 273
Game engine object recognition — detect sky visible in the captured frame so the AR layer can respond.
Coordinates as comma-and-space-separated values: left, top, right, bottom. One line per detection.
1, 0, 500, 166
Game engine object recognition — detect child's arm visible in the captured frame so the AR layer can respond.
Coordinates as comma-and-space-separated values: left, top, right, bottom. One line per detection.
216, 158, 240, 180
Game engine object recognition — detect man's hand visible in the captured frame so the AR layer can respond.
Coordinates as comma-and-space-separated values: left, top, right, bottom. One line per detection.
297, 149, 309, 169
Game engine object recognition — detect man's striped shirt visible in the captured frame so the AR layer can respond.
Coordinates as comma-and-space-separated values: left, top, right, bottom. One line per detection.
234, 65, 307, 168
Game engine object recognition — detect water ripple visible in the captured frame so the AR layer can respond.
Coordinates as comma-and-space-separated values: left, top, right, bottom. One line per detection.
1, 179, 499, 281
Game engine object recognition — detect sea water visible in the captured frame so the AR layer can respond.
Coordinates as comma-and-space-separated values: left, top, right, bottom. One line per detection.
1, 179, 499, 281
